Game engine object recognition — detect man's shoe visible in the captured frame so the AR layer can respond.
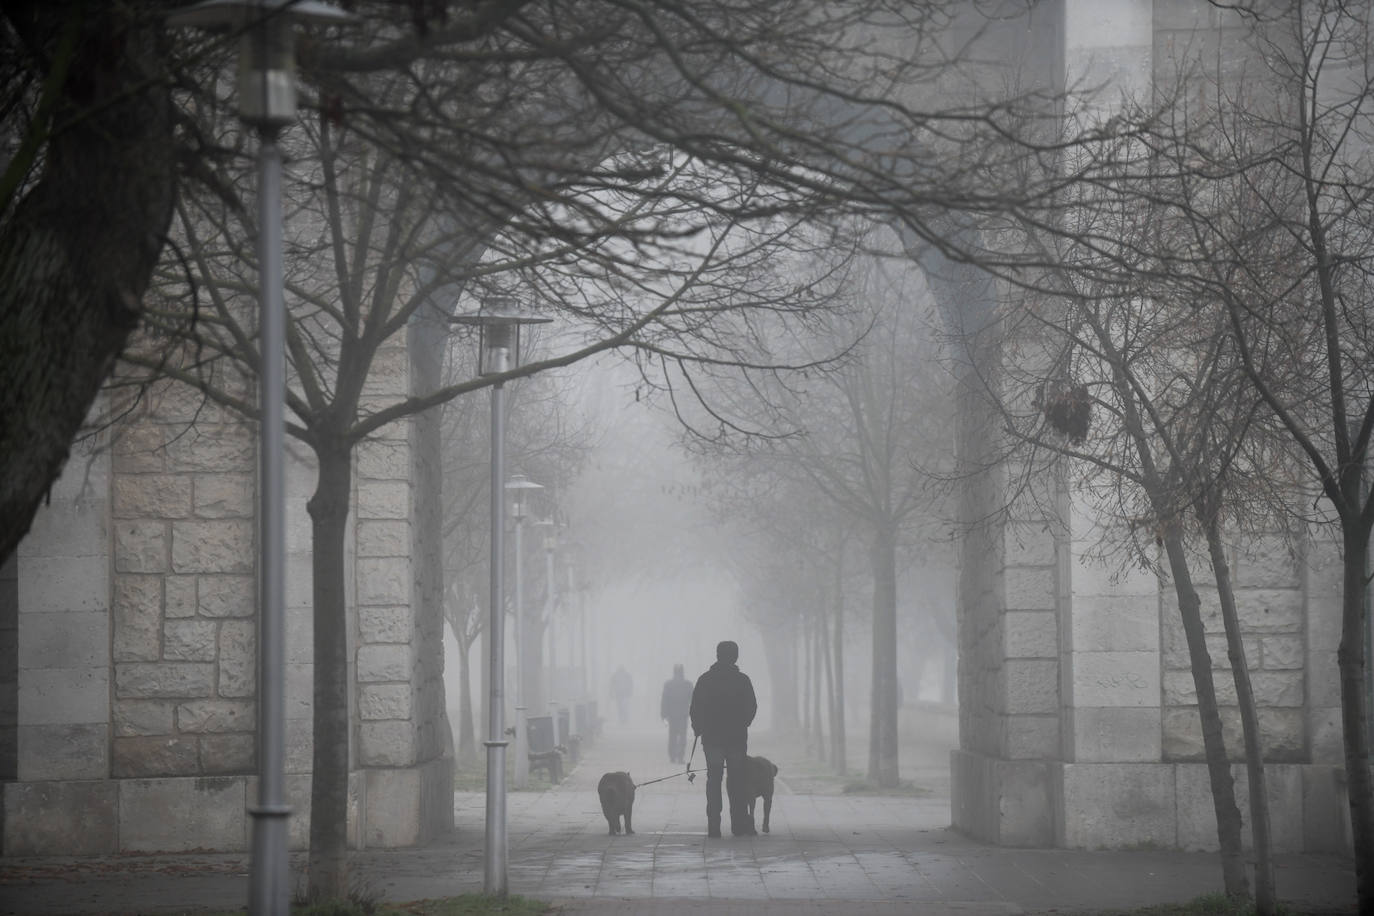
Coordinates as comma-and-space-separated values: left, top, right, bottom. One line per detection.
708, 827, 722, 838
731, 825, 758, 837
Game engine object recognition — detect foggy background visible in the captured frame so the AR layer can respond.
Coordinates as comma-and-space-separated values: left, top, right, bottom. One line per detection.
442, 350, 958, 769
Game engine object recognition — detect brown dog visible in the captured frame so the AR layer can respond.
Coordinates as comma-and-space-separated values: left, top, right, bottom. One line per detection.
597, 771, 636, 835
743, 755, 778, 833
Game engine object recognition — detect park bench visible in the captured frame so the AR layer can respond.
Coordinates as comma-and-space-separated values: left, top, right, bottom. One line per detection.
555, 706, 582, 766
526, 714, 563, 784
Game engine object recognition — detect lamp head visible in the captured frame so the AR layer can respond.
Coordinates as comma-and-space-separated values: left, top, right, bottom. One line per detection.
167, 0, 355, 128
452, 296, 552, 376
505, 474, 544, 520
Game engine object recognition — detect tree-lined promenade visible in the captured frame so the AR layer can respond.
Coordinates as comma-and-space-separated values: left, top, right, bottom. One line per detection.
1, 3, 1370, 914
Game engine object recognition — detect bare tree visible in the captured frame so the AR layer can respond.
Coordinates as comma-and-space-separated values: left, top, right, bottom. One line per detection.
682, 230, 955, 787
0, 4, 174, 563
989, 231, 1290, 907
1, 0, 1074, 574
4, 2, 1103, 903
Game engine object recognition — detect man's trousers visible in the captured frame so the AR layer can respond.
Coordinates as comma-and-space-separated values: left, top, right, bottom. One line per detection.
702, 741, 754, 835
666, 716, 688, 762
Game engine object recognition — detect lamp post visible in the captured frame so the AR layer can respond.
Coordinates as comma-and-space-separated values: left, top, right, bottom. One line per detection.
167, 3, 352, 914
505, 474, 542, 790
452, 298, 550, 896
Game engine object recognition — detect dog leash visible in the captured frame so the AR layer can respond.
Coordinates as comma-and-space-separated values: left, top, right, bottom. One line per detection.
633, 769, 694, 789
635, 735, 701, 789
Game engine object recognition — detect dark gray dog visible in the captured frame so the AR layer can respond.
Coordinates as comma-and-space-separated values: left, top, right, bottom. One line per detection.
743, 755, 779, 833
598, 771, 636, 835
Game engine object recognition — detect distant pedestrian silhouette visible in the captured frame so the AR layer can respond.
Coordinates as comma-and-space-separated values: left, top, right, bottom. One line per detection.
660, 664, 694, 763
610, 665, 633, 725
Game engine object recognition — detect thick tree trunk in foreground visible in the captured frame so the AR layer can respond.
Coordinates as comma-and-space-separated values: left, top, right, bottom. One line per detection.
307, 444, 353, 901
0, 7, 174, 564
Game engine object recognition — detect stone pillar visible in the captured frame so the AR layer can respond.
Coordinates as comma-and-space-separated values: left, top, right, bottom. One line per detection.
354, 325, 453, 846
4, 384, 265, 856
284, 444, 321, 850
948, 294, 1064, 843
16, 434, 112, 783
1056, 497, 1165, 847
108, 385, 258, 785
5, 428, 117, 855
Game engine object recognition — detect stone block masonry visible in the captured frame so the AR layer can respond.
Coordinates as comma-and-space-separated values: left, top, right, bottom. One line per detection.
4, 349, 453, 853
104, 393, 260, 782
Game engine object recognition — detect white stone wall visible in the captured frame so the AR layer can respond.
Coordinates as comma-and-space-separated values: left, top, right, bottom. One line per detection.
108, 382, 258, 778
1063, 496, 1161, 765
1160, 535, 1311, 762
356, 340, 419, 774
1302, 531, 1345, 764
16, 427, 112, 782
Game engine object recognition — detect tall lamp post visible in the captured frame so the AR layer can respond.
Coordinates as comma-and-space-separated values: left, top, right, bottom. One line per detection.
452, 297, 550, 897
167, 3, 352, 914
506, 474, 542, 790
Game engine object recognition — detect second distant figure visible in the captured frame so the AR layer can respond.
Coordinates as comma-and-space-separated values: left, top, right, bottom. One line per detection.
689, 640, 758, 838
610, 665, 633, 725
660, 664, 694, 763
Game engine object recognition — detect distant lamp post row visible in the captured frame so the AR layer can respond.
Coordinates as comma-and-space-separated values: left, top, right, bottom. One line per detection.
453, 297, 551, 897
166, 2, 354, 914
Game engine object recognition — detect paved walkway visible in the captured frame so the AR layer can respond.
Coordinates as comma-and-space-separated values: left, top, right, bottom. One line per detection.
0, 727, 1358, 915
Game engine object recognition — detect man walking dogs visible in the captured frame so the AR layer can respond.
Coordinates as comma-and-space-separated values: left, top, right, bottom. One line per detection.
689, 640, 758, 837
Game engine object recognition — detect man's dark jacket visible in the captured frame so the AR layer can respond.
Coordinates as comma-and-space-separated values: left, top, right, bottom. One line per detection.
689, 661, 757, 747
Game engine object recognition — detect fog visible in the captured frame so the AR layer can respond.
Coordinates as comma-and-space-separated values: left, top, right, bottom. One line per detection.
444, 352, 958, 781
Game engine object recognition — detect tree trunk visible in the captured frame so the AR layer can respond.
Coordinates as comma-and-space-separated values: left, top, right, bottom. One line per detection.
1338, 523, 1373, 913
831, 559, 847, 775
1203, 516, 1275, 914
456, 627, 478, 766
819, 596, 838, 771
1159, 525, 1250, 900
761, 618, 799, 731
940, 636, 957, 705
868, 522, 900, 787
0, 7, 175, 565
812, 612, 825, 760
307, 444, 353, 901
801, 616, 813, 747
